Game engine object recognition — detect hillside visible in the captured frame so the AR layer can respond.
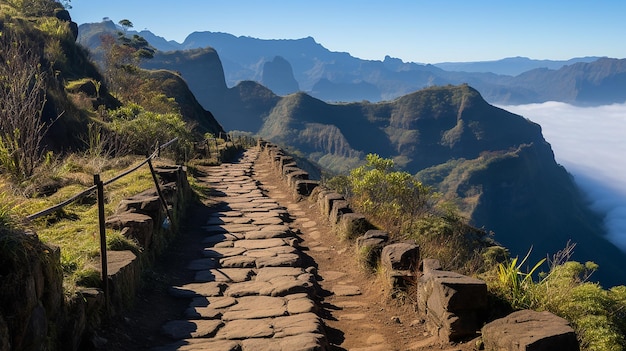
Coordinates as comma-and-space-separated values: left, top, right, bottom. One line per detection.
258, 85, 625, 286
77, 23, 626, 106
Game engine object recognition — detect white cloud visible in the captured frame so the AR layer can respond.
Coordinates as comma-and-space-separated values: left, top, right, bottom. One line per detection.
500, 102, 626, 250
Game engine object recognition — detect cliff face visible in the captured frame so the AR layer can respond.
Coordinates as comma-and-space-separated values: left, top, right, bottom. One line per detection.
142, 48, 228, 113
261, 56, 300, 96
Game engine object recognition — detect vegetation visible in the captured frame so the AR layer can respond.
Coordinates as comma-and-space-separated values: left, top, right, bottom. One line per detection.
485, 243, 626, 351
326, 153, 489, 274
328, 154, 626, 351
0, 1, 223, 295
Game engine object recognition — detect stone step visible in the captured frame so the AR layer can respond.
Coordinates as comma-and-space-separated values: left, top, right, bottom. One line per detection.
156, 148, 328, 351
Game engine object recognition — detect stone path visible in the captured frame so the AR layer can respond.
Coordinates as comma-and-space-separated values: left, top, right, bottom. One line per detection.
153, 149, 329, 351
252, 153, 416, 351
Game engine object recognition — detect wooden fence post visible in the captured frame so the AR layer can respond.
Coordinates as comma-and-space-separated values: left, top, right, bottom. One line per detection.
94, 174, 109, 314
147, 158, 174, 229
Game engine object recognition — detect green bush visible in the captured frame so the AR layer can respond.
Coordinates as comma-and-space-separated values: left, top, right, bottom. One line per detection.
109, 103, 192, 157
348, 153, 435, 232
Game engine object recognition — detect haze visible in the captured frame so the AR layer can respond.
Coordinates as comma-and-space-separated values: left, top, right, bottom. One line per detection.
502, 102, 626, 251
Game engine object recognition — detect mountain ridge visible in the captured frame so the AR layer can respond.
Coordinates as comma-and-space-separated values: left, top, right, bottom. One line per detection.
78, 22, 626, 106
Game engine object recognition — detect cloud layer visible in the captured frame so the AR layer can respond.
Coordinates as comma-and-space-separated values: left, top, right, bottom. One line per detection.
501, 102, 626, 251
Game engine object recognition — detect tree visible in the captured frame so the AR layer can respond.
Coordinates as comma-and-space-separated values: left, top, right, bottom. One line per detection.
99, 22, 155, 101
0, 28, 55, 178
118, 19, 133, 33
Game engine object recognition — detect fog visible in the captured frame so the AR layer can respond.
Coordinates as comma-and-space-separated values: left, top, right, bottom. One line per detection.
500, 102, 626, 251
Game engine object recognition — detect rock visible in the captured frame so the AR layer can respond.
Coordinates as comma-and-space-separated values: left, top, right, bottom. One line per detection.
169, 282, 224, 298
287, 170, 309, 188
295, 180, 319, 196
234, 238, 289, 250
195, 268, 255, 283
215, 318, 274, 339
219, 255, 257, 268
255, 253, 301, 268
117, 193, 161, 216
421, 258, 442, 273
329, 200, 352, 224
417, 270, 487, 342
338, 213, 375, 241
105, 212, 154, 248
320, 192, 344, 217
272, 313, 325, 338
481, 310, 579, 351
381, 243, 419, 271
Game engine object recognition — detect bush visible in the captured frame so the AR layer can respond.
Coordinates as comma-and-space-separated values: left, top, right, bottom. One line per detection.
109, 103, 192, 157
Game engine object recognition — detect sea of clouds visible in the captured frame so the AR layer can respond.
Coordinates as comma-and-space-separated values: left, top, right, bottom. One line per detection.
499, 102, 626, 251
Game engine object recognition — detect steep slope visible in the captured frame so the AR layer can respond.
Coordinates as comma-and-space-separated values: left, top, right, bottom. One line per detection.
259, 85, 626, 286
142, 49, 279, 132
143, 70, 224, 134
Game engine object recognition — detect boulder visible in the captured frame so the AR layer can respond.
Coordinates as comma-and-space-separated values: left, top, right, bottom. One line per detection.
420, 258, 442, 273
356, 230, 389, 268
481, 309, 579, 351
356, 230, 389, 247
329, 199, 352, 224
117, 193, 161, 216
320, 192, 344, 216
286, 170, 309, 187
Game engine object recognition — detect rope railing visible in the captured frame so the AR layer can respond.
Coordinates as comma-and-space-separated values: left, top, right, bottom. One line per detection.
25, 137, 179, 221
24, 137, 179, 314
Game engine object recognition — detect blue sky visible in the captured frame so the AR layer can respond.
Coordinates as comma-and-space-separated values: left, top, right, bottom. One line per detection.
69, 0, 626, 64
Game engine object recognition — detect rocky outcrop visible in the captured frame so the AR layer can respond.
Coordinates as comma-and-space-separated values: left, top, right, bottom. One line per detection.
262, 56, 300, 96
0, 232, 63, 351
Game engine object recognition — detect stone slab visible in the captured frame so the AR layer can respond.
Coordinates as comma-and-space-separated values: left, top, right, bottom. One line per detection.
161, 319, 223, 339
195, 268, 255, 283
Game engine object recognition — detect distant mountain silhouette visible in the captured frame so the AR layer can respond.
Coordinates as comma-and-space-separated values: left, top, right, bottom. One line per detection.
433, 56, 602, 76
261, 56, 299, 96
77, 23, 626, 106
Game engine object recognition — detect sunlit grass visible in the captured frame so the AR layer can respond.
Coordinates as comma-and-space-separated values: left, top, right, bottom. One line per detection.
17, 154, 164, 289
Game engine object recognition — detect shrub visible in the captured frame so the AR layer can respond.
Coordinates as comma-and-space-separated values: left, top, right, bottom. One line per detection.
348, 153, 435, 233
108, 104, 192, 157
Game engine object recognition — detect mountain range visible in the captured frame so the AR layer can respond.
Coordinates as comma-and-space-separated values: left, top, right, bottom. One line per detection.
76, 21, 626, 286
78, 21, 626, 106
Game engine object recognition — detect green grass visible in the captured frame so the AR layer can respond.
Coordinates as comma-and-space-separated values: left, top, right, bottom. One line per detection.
15, 155, 160, 290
